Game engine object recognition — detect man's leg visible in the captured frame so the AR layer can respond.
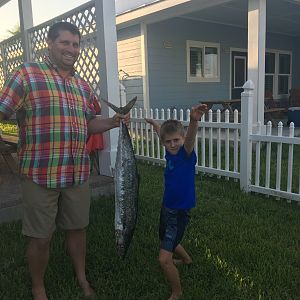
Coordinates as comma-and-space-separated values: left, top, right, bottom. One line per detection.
66, 229, 95, 298
26, 237, 51, 300
159, 249, 182, 300
21, 177, 59, 300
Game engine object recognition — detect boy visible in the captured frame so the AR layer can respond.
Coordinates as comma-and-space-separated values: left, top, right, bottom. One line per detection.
145, 103, 208, 300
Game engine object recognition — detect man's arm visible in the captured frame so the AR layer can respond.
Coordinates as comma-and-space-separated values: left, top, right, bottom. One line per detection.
87, 113, 130, 134
184, 104, 208, 155
145, 118, 161, 136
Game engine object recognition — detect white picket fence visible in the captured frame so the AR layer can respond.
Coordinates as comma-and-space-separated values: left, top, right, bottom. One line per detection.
129, 81, 300, 203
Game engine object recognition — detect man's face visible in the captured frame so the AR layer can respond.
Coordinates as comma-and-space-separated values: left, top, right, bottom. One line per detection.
162, 132, 185, 155
47, 30, 80, 72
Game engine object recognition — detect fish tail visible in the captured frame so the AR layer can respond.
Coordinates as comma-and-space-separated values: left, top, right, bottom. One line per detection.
101, 96, 137, 115
122, 97, 137, 114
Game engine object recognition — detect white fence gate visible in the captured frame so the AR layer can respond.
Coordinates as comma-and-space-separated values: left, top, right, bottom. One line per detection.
129, 81, 300, 203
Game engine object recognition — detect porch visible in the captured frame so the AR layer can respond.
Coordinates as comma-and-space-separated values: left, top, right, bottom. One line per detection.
0, 152, 114, 223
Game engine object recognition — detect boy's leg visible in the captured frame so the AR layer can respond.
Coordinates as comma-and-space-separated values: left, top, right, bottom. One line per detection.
159, 249, 182, 300
173, 244, 192, 265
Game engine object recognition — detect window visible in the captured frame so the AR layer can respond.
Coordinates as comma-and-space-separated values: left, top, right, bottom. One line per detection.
265, 52, 275, 96
187, 40, 220, 82
234, 56, 246, 88
278, 53, 291, 95
265, 51, 291, 98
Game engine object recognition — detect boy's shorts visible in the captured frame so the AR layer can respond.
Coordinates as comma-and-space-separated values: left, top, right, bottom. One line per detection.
159, 205, 191, 252
21, 176, 91, 238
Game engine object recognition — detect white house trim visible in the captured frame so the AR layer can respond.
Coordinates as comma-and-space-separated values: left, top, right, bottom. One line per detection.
247, 0, 266, 125
141, 23, 150, 112
116, 0, 233, 28
186, 40, 221, 83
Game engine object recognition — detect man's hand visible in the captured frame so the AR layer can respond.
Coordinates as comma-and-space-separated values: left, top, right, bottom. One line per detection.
190, 104, 208, 122
111, 112, 130, 128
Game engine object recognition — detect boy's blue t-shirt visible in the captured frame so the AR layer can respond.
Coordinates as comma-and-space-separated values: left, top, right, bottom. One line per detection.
163, 146, 197, 209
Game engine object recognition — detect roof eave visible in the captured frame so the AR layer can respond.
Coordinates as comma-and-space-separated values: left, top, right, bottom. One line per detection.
116, 0, 232, 29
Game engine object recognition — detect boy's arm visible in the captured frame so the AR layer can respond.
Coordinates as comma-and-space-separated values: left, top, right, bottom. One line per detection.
184, 104, 208, 155
145, 118, 161, 136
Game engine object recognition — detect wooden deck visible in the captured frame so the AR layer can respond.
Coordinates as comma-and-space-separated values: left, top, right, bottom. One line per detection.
0, 153, 114, 224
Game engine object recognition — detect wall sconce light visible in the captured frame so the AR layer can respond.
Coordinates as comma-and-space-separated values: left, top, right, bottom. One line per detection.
163, 40, 172, 49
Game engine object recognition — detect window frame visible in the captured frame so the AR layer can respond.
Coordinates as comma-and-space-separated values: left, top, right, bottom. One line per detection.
186, 40, 220, 83
265, 50, 292, 99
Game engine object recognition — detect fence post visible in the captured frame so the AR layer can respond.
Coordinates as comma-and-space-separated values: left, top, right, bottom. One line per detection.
119, 82, 127, 107
240, 80, 254, 192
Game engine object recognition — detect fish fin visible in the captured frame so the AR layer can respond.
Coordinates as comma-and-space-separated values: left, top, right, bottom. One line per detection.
101, 96, 137, 115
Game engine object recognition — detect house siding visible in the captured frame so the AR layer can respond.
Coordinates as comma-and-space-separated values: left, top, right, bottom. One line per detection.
117, 25, 144, 108
292, 37, 300, 89
146, 17, 299, 110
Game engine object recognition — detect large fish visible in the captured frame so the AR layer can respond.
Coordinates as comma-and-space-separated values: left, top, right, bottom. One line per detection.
102, 97, 139, 258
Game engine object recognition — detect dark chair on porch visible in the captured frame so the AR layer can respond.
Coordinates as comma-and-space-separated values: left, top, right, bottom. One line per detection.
289, 88, 300, 107
264, 91, 288, 126
288, 88, 300, 126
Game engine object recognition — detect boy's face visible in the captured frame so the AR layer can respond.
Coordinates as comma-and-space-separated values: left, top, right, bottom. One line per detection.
162, 132, 185, 155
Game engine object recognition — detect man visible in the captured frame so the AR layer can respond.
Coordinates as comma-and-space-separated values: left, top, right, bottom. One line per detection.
0, 22, 128, 300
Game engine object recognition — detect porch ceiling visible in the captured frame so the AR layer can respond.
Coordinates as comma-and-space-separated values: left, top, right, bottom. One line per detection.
181, 0, 300, 37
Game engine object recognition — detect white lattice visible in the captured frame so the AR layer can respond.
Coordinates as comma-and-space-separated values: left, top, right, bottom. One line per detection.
0, 1, 100, 96
0, 34, 24, 88
0, 45, 5, 89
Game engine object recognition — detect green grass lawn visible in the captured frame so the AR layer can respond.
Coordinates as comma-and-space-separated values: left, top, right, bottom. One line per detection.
0, 120, 299, 298
0, 120, 18, 136
0, 163, 300, 299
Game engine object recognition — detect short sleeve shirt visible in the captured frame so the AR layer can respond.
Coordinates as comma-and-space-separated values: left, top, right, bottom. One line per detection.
163, 146, 197, 209
0, 57, 97, 188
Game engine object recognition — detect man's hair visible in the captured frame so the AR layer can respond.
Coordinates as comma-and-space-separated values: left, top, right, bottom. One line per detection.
47, 22, 81, 42
160, 119, 185, 141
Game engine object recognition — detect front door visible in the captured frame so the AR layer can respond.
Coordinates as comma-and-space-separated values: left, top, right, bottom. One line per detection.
231, 51, 247, 99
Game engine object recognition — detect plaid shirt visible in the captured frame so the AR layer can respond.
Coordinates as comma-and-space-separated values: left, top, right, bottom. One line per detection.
0, 57, 97, 188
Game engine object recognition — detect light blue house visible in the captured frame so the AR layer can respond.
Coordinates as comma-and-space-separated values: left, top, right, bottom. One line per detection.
116, 0, 300, 124
0, 0, 299, 126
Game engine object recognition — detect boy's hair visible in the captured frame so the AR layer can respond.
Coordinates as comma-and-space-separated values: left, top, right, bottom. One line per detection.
160, 119, 185, 141
48, 22, 81, 42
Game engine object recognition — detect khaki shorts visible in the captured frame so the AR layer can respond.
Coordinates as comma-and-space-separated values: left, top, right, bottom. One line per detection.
21, 177, 91, 238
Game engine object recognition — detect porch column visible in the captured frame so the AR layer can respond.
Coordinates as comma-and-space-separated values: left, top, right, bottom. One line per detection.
141, 23, 150, 111
18, 0, 33, 61
247, 0, 266, 125
94, 0, 119, 177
